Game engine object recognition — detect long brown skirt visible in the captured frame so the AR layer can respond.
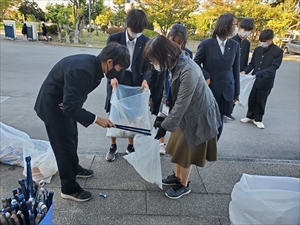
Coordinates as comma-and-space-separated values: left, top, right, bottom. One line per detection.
166, 127, 217, 168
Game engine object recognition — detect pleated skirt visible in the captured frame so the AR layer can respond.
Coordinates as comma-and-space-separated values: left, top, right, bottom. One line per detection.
166, 127, 218, 168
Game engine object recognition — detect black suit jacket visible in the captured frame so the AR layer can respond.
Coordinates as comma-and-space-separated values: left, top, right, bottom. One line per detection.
105, 30, 150, 112
231, 34, 251, 71
244, 43, 283, 90
194, 38, 240, 102
34, 54, 104, 132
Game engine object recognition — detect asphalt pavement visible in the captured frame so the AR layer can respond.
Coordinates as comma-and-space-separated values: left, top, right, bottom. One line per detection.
0, 35, 299, 225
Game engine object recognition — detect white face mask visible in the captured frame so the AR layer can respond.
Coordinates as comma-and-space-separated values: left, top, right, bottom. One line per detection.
231, 26, 238, 37
240, 31, 251, 39
260, 41, 270, 48
153, 64, 161, 72
128, 30, 143, 39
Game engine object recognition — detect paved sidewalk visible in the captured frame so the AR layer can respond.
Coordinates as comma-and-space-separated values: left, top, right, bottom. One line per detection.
1, 153, 299, 225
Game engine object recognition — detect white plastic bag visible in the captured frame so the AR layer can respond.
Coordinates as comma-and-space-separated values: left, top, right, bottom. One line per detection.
236, 74, 255, 108
107, 85, 151, 138
123, 132, 162, 189
0, 122, 58, 183
229, 173, 300, 225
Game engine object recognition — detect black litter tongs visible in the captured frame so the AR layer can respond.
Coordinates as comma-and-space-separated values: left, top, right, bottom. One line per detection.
114, 124, 151, 136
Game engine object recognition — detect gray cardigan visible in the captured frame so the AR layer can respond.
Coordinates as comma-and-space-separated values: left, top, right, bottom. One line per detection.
161, 52, 222, 146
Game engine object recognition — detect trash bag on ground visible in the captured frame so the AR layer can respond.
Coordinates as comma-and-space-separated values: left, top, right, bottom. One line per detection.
123, 132, 162, 189
106, 85, 151, 138
0, 122, 58, 183
235, 74, 255, 108
229, 173, 300, 225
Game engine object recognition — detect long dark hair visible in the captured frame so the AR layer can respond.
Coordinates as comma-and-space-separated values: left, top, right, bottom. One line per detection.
167, 23, 188, 49
143, 35, 182, 72
212, 13, 237, 39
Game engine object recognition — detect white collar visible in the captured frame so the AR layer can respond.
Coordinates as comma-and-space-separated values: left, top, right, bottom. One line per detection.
216, 36, 227, 46
126, 29, 137, 44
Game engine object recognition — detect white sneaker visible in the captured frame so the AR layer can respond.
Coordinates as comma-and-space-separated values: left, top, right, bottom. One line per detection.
159, 143, 166, 155
254, 121, 265, 129
240, 117, 253, 123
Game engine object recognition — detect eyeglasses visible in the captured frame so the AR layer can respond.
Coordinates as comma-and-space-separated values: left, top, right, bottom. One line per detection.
232, 23, 238, 26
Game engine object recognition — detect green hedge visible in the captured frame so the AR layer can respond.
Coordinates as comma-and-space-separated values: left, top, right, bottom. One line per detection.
143, 29, 159, 38
106, 27, 124, 34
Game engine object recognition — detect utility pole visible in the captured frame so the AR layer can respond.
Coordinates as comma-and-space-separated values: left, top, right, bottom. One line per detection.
88, 0, 92, 46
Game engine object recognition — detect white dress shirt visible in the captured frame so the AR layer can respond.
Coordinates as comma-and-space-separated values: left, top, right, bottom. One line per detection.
216, 36, 227, 55
125, 29, 137, 72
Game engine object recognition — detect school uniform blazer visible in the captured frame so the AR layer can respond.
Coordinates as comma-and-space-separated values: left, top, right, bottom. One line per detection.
231, 34, 251, 71
105, 30, 150, 112
194, 38, 240, 102
243, 43, 283, 90
149, 49, 193, 116
34, 54, 104, 132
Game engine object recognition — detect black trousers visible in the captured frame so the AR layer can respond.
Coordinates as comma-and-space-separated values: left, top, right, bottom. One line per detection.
45, 121, 83, 194
246, 88, 271, 122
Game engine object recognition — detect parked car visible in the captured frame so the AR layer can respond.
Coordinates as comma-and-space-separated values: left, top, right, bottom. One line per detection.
284, 40, 300, 54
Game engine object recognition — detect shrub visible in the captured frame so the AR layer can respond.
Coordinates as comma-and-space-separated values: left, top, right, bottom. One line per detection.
100, 25, 108, 33
46, 24, 58, 35
143, 29, 159, 38
86, 28, 95, 33
106, 27, 124, 34
188, 34, 206, 41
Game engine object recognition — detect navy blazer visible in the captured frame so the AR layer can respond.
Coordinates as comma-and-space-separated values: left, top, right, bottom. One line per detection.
194, 38, 240, 102
34, 54, 104, 132
105, 30, 150, 112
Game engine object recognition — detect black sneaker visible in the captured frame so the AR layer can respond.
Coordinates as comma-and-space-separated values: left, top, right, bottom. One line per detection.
165, 182, 191, 199
76, 168, 94, 178
61, 189, 92, 202
106, 146, 118, 161
162, 173, 181, 186
126, 145, 135, 154
224, 115, 235, 121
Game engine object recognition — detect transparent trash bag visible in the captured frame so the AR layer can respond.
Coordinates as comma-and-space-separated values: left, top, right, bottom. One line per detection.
123, 132, 162, 189
107, 85, 151, 138
0, 122, 58, 183
236, 74, 255, 108
229, 173, 300, 225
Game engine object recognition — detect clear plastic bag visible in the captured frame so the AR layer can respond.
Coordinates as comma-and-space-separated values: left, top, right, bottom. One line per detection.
0, 122, 58, 183
229, 173, 300, 225
123, 132, 162, 189
106, 85, 151, 138
236, 74, 255, 108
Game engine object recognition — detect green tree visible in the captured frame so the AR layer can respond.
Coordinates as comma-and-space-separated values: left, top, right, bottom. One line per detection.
136, 0, 199, 35
95, 7, 113, 30
111, 0, 126, 27
18, 0, 45, 21
46, 4, 73, 43
83, 0, 104, 35
0, 0, 21, 21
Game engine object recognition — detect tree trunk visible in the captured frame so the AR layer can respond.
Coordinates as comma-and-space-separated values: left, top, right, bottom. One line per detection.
74, 14, 84, 44
94, 23, 99, 36
56, 23, 62, 42
64, 25, 70, 44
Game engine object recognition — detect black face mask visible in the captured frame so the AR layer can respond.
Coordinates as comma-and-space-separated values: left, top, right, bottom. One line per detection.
106, 64, 119, 79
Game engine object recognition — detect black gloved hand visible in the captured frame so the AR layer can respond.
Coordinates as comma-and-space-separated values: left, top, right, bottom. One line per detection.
154, 127, 167, 140
153, 116, 165, 128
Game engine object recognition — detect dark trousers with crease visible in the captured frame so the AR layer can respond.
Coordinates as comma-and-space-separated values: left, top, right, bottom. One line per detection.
45, 121, 82, 194
246, 88, 271, 122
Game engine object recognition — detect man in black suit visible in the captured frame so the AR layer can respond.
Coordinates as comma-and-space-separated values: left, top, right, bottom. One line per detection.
34, 43, 130, 201
225, 18, 254, 122
105, 9, 150, 162
240, 29, 283, 129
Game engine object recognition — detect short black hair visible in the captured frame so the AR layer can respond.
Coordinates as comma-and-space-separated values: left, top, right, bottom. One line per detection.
98, 42, 130, 68
167, 23, 188, 49
240, 18, 254, 31
143, 35, 182, 72
212, 13, 237, 39
259, 29, 274, 42
126, 9, 148, 33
